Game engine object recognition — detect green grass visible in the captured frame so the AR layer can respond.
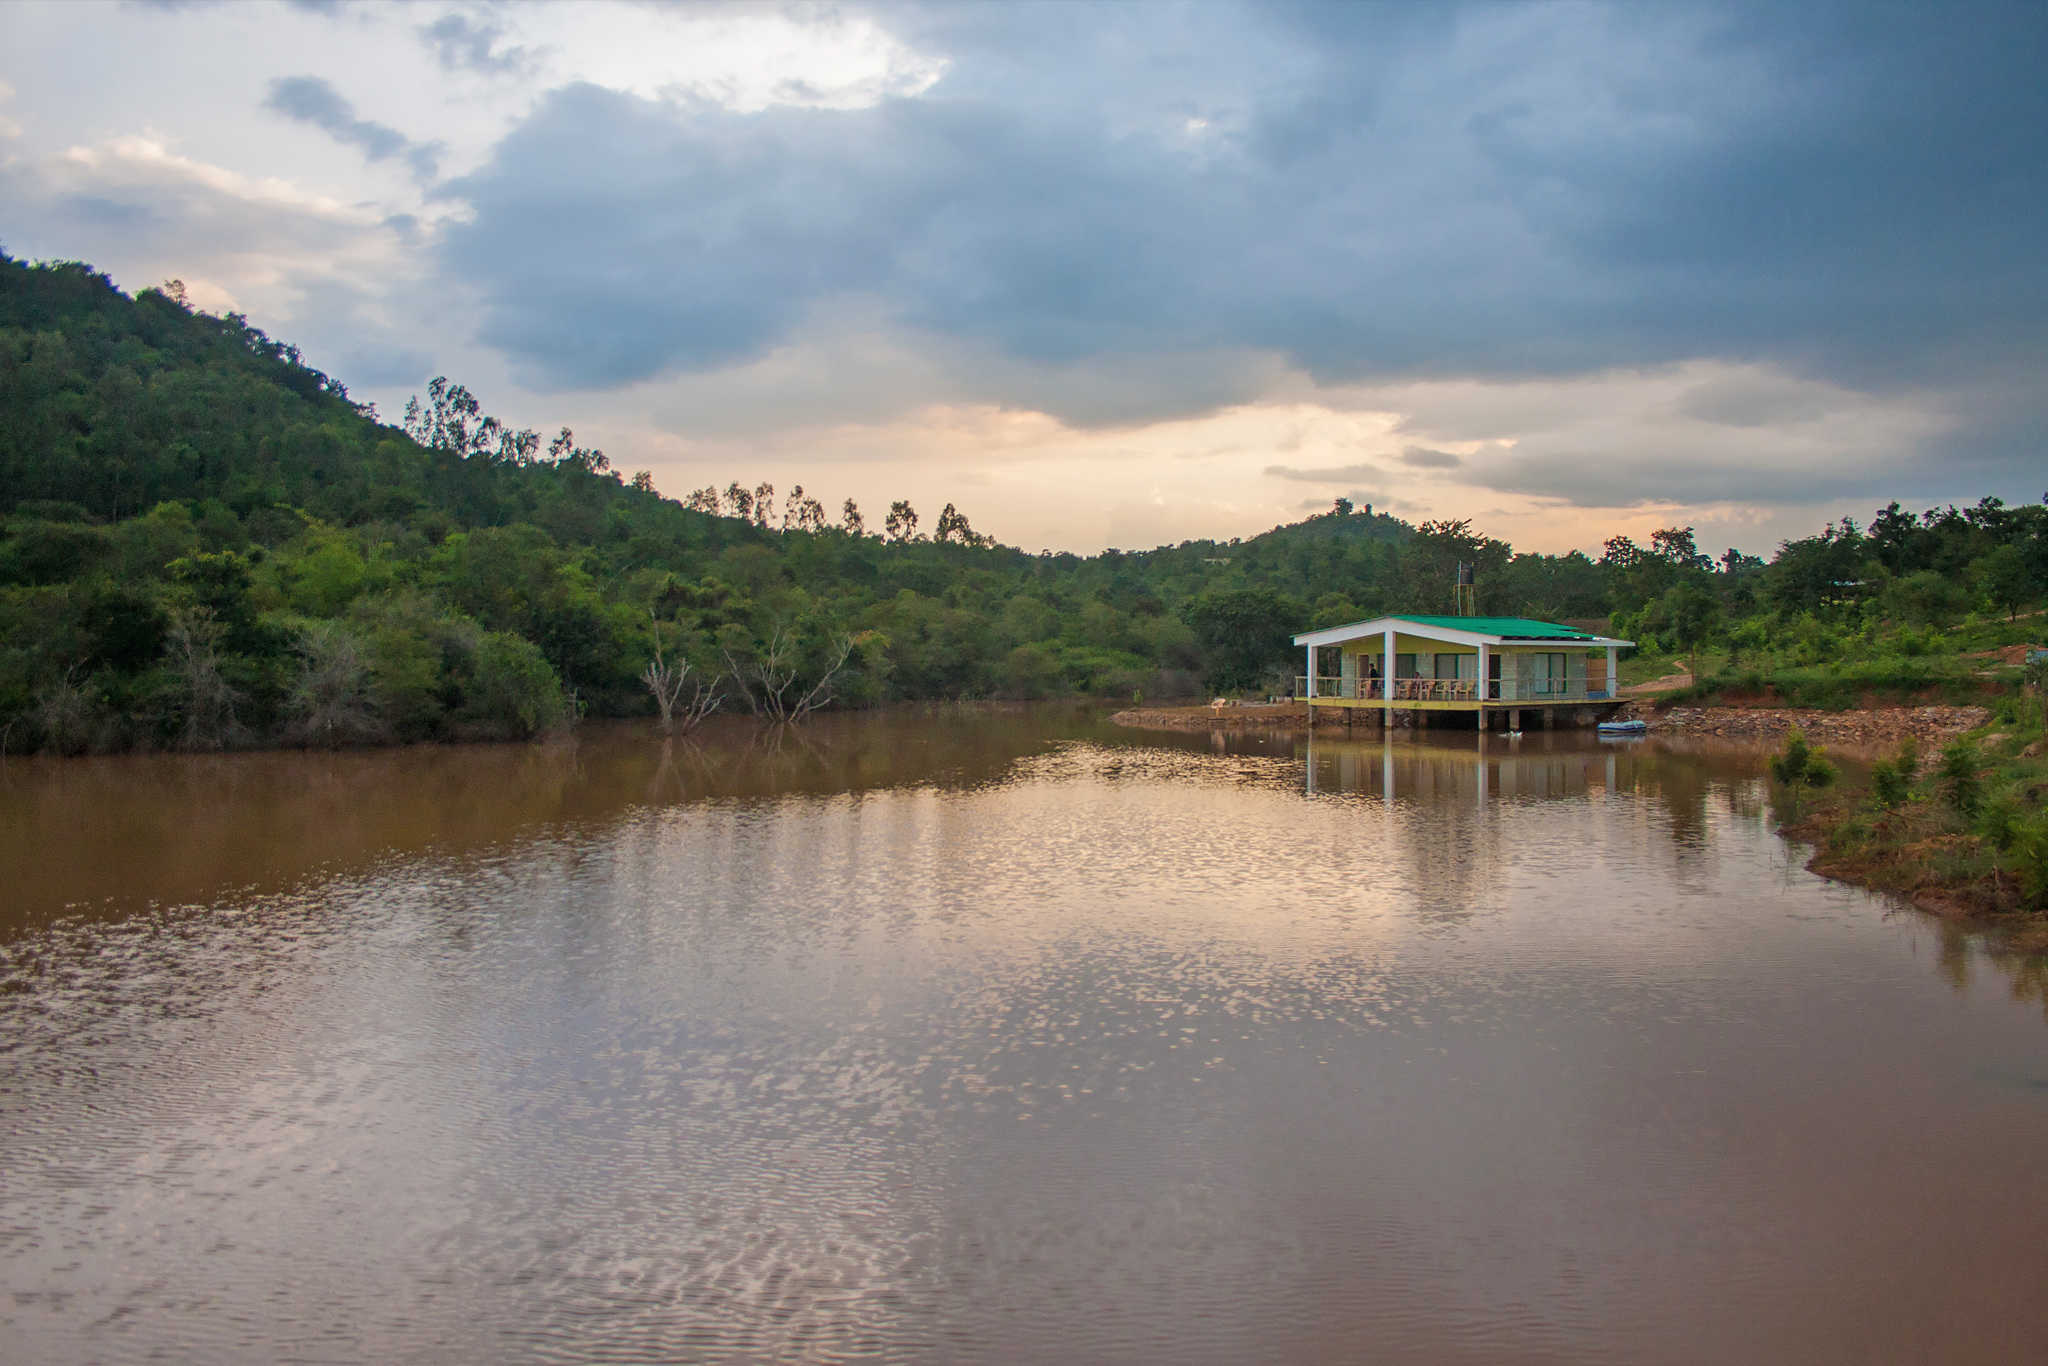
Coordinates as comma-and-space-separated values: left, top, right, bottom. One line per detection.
1661, 660, 2005, 710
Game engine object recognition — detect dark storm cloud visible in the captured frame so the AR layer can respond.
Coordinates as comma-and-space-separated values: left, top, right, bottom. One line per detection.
264, 76, 442, 181
435, 1, 2047, 498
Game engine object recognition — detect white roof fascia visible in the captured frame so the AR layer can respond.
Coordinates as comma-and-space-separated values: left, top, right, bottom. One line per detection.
1292, 617, 1496, 648
1291, 617, 1636, 650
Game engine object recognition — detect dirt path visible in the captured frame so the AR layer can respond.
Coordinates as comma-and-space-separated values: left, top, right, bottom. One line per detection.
1621, 664, 1695, 696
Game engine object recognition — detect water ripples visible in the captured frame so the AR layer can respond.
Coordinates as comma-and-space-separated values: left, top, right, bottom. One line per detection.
6, 722, 2048, 1360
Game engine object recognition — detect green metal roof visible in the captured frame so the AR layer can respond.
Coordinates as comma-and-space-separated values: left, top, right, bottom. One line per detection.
1392, 615, 1604, 640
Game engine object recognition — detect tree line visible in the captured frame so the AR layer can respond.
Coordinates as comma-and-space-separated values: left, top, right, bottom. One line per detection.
1, 253, 2043, 754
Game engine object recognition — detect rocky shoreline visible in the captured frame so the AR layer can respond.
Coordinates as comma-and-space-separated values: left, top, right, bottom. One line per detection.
1623, 701, 1990, 751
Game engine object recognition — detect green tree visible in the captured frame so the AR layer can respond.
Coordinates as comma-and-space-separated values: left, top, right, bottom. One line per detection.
1977, 543, 2034, 621
461, 632, 568, 738
1642, 581, 1721, 678
1186, 587, 1301, 693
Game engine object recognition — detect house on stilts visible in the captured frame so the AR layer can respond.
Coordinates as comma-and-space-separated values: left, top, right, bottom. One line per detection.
1294, 615, 1634, 731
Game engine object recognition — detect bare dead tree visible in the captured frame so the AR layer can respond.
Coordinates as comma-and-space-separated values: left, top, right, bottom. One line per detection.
721, 623, 855, 723
168, 606, 245, 750
32, 665, 94, 755
642, 615, 724, 734
289, 623, 386, 747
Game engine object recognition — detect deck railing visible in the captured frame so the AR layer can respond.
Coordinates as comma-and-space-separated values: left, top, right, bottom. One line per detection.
1299, 677, 1607, 703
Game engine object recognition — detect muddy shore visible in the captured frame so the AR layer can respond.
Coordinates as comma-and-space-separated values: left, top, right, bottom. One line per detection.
1111, 702, 1311, 731
1110, 700, 1990, 750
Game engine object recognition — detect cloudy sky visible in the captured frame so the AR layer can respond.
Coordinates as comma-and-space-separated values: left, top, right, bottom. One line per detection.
2, 1, 2042, 555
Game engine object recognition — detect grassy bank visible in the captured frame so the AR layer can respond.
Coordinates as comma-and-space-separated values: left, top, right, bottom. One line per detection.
1771, 662, 2048, 943
1625, 612, 2041, 710
1661, 660, 2015, 710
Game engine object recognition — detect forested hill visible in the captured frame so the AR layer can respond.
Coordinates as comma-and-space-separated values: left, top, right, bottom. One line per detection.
2, 254, 2043, 754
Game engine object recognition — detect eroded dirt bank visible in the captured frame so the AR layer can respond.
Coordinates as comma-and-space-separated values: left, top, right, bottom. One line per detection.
1625, 702, 1990, 751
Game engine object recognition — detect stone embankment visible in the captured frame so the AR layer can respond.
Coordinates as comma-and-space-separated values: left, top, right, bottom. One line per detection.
1624, 702, 1989, 751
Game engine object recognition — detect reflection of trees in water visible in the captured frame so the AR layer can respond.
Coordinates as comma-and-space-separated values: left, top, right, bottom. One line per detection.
0, 710, 1104, 935
1935, 920, 2048, 1025
2001, 952, 2048, 1025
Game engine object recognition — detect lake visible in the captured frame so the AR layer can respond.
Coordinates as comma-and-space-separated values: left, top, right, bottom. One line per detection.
4, 707, 2047, 1362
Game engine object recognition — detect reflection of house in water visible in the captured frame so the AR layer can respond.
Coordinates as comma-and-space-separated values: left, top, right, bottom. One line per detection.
1301, 732, 1778, 907
1303, 734, 1624, 803
1294, 615, 1633, 732
1294, 733, 1640, 925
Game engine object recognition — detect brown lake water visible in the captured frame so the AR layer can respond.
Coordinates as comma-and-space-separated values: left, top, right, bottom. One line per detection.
4, 707, 2048, 1362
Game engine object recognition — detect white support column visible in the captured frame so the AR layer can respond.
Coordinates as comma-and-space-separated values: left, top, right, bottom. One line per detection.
1478, 642, 1489, 708
1606, 645, 1618, 698
1306, 643, 1318, 699
1382, 626, 1395, 725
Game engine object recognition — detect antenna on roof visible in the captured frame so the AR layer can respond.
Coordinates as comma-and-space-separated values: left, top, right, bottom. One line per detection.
1453, 561, 1476, 617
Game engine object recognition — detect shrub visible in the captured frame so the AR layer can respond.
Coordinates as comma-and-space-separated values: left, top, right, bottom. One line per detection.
1977, 792, 2024, 854
1869, 739, 1918, 810
1771, 728, 1836, 788
1939, 740, 1982, 817
2011, 815, 2048, 912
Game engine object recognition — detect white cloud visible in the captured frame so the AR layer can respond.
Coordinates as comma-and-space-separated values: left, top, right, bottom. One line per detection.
60, 136, 375, 222
500, 4, 948, 111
